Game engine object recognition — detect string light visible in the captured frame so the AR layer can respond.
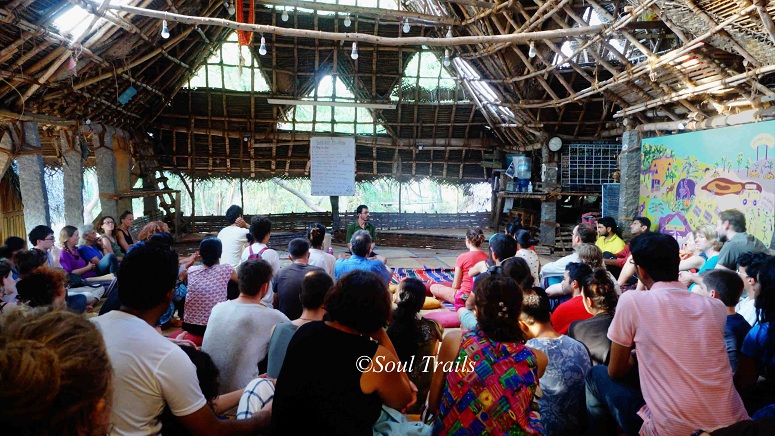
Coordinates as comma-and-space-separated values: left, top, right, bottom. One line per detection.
446, 27, 452, 39
402, 19, 410, 33
281, 9, 289, 22
226, 1, 235, 16
161, 19, 170, 39
344, 14, 352, 27
351, 42, 358, 60
443, 49, 451, 67
259, 35, 267, 56
528, 41, 536, 58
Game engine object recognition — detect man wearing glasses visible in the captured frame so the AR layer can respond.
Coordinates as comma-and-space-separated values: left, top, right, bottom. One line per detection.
29, 225, 61, 269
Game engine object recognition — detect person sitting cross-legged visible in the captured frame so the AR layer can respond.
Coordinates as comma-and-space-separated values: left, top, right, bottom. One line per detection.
334, 230, 391, 285
520, 289, 591, 436
91, 240, 271, 435
585, 232, 748, 436
550, 262, 595, 335
568, 268, 619, 366
272, 238, 324, 320
202, 258, 289, 394
696, 269, 751, 372
78, 224, 119, 276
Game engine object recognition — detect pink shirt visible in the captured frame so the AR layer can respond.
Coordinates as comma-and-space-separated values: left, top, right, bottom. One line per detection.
184, 263, 233, 326
608, 282, 748, 435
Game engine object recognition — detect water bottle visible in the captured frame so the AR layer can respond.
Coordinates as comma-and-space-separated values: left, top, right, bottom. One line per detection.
327, 246, 334, 255
528, 182, 533, 193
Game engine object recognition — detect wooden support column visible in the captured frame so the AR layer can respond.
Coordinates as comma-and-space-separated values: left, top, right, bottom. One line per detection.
17, 122, 51, 237
113, 136, 133, 214
540, 146, 558, 246
0, 128, 15, 178
141, 176, 157, 216
93, 130, 119, 219
60, 131, 84, 225
330, 196, 340, 232
618, 129, 642, 236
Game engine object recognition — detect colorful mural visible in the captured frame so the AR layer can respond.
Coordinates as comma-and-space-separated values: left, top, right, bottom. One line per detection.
639, 120, 775, 248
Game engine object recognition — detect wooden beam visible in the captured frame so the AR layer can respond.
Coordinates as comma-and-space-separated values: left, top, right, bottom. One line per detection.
107, 3, 603, 46
255, 0, 459, 25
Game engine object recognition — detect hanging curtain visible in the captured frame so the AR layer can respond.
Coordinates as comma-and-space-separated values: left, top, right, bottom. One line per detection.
236, 0, 254, 46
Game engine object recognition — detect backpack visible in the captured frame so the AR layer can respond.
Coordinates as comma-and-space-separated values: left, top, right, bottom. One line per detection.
247, 245, 269, 260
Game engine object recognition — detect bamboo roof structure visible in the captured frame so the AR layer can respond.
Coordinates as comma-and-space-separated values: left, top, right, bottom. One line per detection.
1, 0, 774, 183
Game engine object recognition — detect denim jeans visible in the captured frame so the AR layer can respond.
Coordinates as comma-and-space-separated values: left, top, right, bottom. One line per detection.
586, 365, 645, 436
94, 253, 119, 276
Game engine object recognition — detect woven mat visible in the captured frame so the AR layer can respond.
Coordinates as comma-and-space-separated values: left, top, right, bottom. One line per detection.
390, 267, 454, 285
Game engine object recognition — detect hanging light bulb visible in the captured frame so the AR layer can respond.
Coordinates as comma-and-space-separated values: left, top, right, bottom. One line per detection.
161, 19, 170, 39
259, 36, 267, 56
351, 42, 359, 60
227, 1, 236, 16
528, 41, 536, 58
281, 9, 289, 22
344, 14, 352, 27
402, 19, 410, 33
443, 49, 451, 67
446, 27, 453, 39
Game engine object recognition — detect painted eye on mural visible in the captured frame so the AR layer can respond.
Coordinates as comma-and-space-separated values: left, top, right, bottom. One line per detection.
753, 200, 757, 206
743, 199, 748, 205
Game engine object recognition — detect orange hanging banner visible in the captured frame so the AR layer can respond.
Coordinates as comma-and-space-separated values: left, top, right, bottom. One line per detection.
236, 0, 254, 46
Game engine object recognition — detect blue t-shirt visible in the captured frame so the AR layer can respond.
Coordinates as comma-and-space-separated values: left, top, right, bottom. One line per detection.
78, 245, 103, 262
334, 255, 391, 285
741, 322, 775, 376
725, 313, 751, 372
526, 335, 591, 436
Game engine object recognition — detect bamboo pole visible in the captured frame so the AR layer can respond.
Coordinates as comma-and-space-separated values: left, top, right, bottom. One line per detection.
753, 0, 775, 45
106, 3, 603, 46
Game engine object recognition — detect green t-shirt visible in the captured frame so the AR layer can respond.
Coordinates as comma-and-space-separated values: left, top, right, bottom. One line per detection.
346, 220, 376, 244
717, 232, 768, 269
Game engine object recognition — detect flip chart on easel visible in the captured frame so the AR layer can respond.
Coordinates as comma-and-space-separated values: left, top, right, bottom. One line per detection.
310, 136, 356, 196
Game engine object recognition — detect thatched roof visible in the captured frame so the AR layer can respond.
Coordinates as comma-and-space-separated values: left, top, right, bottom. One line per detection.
1, 0, 774, 182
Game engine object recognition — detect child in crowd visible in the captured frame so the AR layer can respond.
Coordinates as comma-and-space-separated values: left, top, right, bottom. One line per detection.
698, 269, 750, 371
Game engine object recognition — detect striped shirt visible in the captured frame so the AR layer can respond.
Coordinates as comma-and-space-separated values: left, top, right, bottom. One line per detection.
608, 282, 748, 435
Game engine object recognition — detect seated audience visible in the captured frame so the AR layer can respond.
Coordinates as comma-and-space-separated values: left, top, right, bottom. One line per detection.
546, 236, 607, 297
697, 269, 750, 372
29, 224, 60, 268
715, 209, 768, 270
78, 224, 119, 276
269, 270, 415, 435
568, 269, 619, 366
92, 239, 270, 434
679, 225, 724, 289
520, 289, 591, 435
116, 210, 135, 253
737, 252, 769, 326
273, 238, 324, 320
137, 220, 171, 242
595, 217, 626, 256
603, 216, 650, 274
179, 238, 237, 345
266, 270, 332, 379
541, 223, 597, 279
515, 229, 540, 282
0, 261, 18, 313
241, 217, 279, 307
202, 258, 289, 394
16, 266, 68, 309
430, 227, 488, 307
0, 307, 112, 435
98, 216, 125, 262
59, 225, 97, 279
217, 205, 250, 267
586, 232, 748, 435
428, 275, 547, 434
468, 233, 518, 279
307, 222, 335, 277
678, 230, 706, 271
334, 230, 391, 285
550, 262, 595, 334
735, 255, 775, 415
459, 256, 535, 331
0, 236, 27, 279
386, 277, 443, 414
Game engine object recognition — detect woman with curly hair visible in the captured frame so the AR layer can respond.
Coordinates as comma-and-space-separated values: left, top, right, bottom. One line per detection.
0, 307, 112, 435
429, 275, 548, 434
568, 268, 619, 366
16, 267, 68, 309
137, 220, 171, 242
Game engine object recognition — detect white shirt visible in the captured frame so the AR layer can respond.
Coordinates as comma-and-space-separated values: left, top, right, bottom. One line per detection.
217, 226, 249, 267
736, 297, 757, 326
240, 243, 281, 308
308, 248, 336, 278
540, 252, 579, 279
202, 300, 289, 393
516, 248, 540, 283
92, 311, 206, 436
